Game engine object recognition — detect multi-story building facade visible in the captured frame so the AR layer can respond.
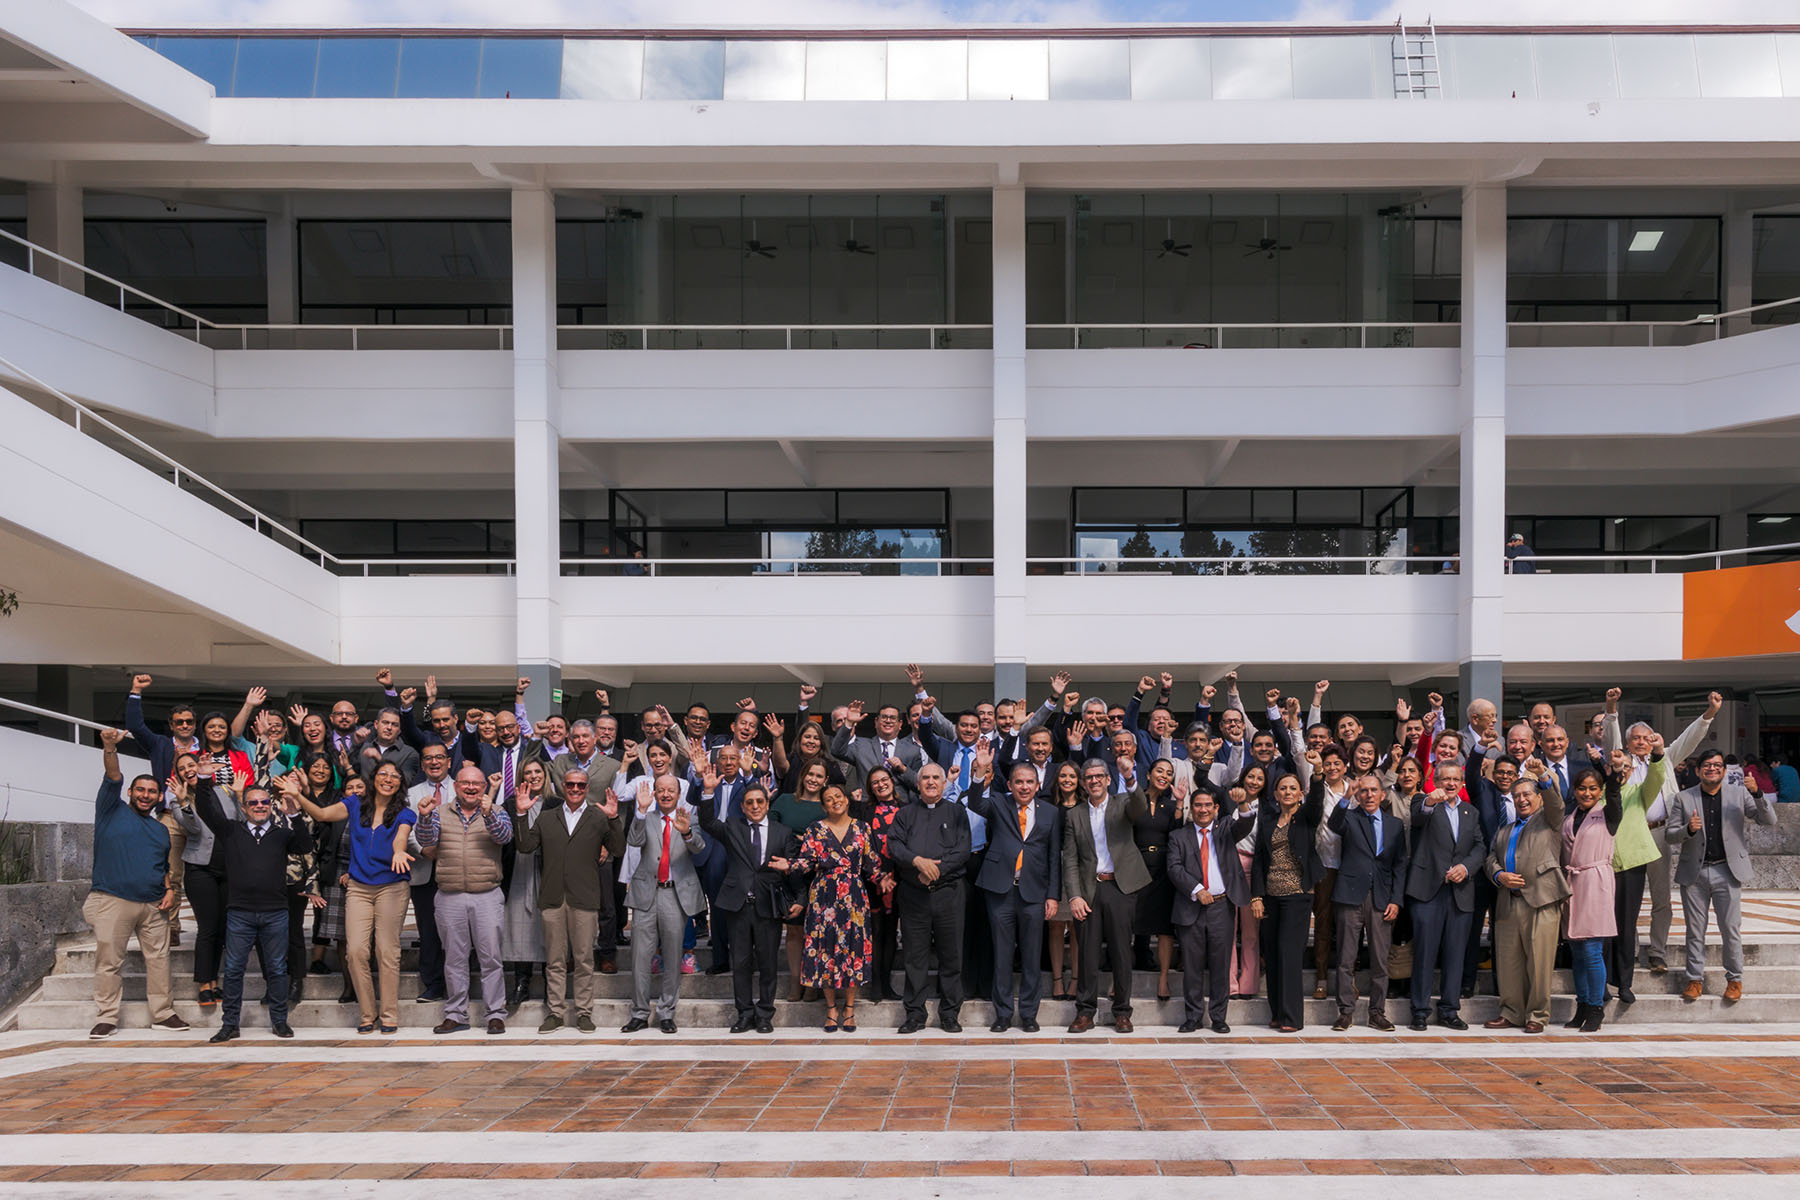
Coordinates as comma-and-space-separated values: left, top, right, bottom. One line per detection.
1, 3, 1798, 753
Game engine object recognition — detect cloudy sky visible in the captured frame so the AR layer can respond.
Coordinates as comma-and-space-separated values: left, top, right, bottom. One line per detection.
60, 0, 1800, 28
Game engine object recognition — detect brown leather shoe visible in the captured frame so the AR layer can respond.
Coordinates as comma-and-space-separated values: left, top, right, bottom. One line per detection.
1522, 1021, 1545, 1034
1113, 1015, 1134, 1034
1312, 983, 1328, 1000
1067, 1013, 1094, 1034
1682, 979, 1704, 1002
1368, 1014, 1395, 1032
597, 958, 617, 975
1483, 1017, 1518, 1030
1724, 979, 1743, 1003
1332, 1014, 1352, 1032
487, 1017, 506, 1035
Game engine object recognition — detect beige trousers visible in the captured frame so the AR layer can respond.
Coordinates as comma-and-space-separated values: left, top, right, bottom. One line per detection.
84, 890, 174, 1024
345, 879, 410, 1026
157, 812, 188, 934
1495, 899, 1562, 1027
541, 902, 599, 1020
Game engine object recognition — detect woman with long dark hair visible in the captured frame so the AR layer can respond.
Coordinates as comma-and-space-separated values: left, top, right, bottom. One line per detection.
1046, 761, 1082, 1000
771, 716, 847, 794
1228, 762, 1270, 999
773, 759, 829, 1001
501, 759, 555, 1010
169, 751, 235, 1007
850, 766, 904, 1003
1133, 758, 1181, 1003
1251, 755, 1326, 1032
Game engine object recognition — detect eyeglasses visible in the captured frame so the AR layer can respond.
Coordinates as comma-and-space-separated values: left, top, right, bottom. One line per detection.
565, 782, 589, 790
171, 718, 195, 726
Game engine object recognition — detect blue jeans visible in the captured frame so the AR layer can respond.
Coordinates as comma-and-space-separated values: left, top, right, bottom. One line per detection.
1570, 936, 1607, 1006
222, 908, 289, 1028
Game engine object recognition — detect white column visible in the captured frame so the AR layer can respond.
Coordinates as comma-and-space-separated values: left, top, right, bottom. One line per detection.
992, 186, 1028, 702
25, 164, 82, 291
1458, 184, 1507, 709
266, 198, 297, 325
512, 188, 562, 722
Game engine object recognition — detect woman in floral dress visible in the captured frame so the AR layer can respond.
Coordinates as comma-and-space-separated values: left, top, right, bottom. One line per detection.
770, 784, 894, 1032
851, 767, 905, 1002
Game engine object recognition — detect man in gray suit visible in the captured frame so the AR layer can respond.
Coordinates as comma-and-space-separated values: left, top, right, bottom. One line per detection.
621, 775, 707, 1034
830, 701, 925, 799
1668, 749, 1777, 1003
1062, 758, 1148, 1034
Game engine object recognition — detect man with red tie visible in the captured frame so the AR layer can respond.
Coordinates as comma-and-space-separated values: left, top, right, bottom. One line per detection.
1168, 788, 1254, 1033
621, 775, 707, 1034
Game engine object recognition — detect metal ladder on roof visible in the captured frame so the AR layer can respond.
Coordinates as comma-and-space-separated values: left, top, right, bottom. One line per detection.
1393, 19, 1442, 98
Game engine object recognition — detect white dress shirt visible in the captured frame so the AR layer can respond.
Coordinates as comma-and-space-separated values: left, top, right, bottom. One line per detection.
561, 799, 586, 834
1089, 801, 1115, 876
1189, 822, 1225, 898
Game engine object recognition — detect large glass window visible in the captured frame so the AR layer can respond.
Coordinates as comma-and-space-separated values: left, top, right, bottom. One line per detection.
1506, 515, 1718, 573
298, 519, 516, 575
1070, 487, 1413, 574
298, 219, 511, 325
1508, 216, 1719, 322
83, 219, 268, 325
578, 489, 953, 575
1753, 215, 1800, 325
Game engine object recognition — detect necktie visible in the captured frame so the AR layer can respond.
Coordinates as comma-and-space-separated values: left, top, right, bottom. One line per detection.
1556, 763, 1568, 795
752, 821, 764, 867
252, 824, 265, 843
1016, 804, 1028, 875
881, 740, 893, 762
432, 781, 443, 807
1198, 827, 1210, 891
957, 746, 971, 793
502, 749, 514, 799
657, 817, 673, 884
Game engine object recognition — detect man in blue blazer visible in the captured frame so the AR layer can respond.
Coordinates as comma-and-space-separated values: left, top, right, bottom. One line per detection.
1328, 773, 1407, 1031
1168, 788, 1253, 1033
1405, 760, 1489, 1031
966, 750, 1063, 1033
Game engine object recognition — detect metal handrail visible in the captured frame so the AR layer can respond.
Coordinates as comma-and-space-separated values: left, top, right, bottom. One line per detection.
1027, 554, 1458, 575
0, 227, 219, 337
561, 556, 991, 577
0, 695, 112, 743
1507, 295, 1800, 346
1025, 320, 1451, 350
211, 324, 513, 350
1507, 539, 1800, 574
557, 323, 992, 350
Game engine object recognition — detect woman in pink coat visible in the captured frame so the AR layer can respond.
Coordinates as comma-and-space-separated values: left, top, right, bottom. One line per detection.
1559, 765, 1622, 1033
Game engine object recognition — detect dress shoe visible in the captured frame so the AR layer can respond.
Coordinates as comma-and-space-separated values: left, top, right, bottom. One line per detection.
881, 987, 904, 1003
356, 1023, 375, 1035
757, 1019, 774, 1033
1724, 979, 1743, 1003
289, 978, 305, 1008
89, 1022, 116, 1040
272, 1023, 295, 1039
1177, 1019, 1201, 1033
507, 979, 531, 1013
1648, 956, 1669, 976
620, 1017, 649, 1033
308, 961, 332, 976
338, 987, 358, 1004
1021, 1020, 1040, 1033
539, 1015, 565, 1034
1522, 1021, 1545, 1034
1437, 1014, 1468, 1031
1616, 986, 1636, 1005
1211, 1020, 1231, 1034
434, 1019, 470, 1034
487, 1018, 506, 1035
1408, 1016, 1429, 1032
576, 1014, 595, 1033
706, 962, 731, 975
659, 1018, 678, 1034
940, 1018, 962, 1033
597, 958, 617, 975
1113, 1015, 1134, 1034
730, 1018, 754, 1034
897, 1019, 924, 1035
1368, 1014, 1395, 1032
417, 989, 445, 1003
1067, 1013, 1094, 1033
1682, 978, 1704, 1002
1332, 1013, 1353, 1032
379, 1024, 398, 1035
152, 1014, 190, 1031
989, 1020, 1010, 1033
1313, 983, 1328, 1000
1459, 986, 1475, 1000
209, 1025, 240, 1044
1483, 1017, 1518, 1030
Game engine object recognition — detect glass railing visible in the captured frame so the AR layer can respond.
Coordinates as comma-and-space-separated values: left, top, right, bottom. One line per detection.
557, 325, 992, 350
132, 31, 1800, 103
1026, 322, 1458, 349
561, 557, 991, 577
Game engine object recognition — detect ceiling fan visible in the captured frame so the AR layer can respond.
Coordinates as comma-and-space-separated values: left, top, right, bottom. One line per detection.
1155, 219, 1192, 259
840, 219, 875, 255
742, 220, 777, 259
1244, 218, 1293, 260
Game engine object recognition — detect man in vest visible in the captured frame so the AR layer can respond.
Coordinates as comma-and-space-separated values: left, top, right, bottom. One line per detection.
416, 763, 514, 1034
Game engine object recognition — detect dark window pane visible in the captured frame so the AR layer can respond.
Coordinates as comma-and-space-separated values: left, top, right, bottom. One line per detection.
83, 219, 268, 323
156, 37, 239, 93
299, 220, 511, 323
615, 490, 725, 527
839, 490, 946, 525
1187, 489, 1252, 524
479, 38, 561, 98
395, 521, 491, 555
397, 38, 481, 99
1251, 489, 1295, 524
728, 491, 836, 526
1748, 514, 1799, 547
316, 38, 400, 98
1074, 488, 1181, 525
1295, 489, 1363, 523
300, 521, 395, 557
1530, 518, 1602, 551
232, 38, 318, 97
487, 521, 516, 553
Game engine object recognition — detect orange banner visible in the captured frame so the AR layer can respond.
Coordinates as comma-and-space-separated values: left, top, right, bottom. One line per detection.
1683, 559, 1800, 660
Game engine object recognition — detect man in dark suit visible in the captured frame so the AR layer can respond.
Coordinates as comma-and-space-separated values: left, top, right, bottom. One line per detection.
698, 781, 798, 1034
1405, 760, 1489, 1031
831, 701, 926, 800
355, 707, 420, 786
1535, 723, 1593, 799
1328, 773, 1407, 1031
695, 746, 760, 976
1062, 758, 1149, 1034
966, 752, 1063, 1032
1168, 787, 1253, 1034
888, 763, 972, 1034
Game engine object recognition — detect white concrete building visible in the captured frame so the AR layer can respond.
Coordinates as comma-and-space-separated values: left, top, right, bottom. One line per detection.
1, 2, 1798, 747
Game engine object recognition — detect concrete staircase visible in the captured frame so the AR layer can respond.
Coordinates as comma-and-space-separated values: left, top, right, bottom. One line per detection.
15, 930, 1800, 1031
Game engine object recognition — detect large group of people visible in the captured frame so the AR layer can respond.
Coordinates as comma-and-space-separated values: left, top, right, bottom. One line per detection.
81, 666, 1783, 1041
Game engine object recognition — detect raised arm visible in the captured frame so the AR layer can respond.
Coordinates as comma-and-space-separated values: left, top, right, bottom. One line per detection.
1668, 692, 1722, 762
124, 677, 170, 760
229, 686, 266, 742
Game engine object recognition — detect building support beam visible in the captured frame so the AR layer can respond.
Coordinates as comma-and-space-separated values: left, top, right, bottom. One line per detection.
512, 188, 562, 724
1458, 183, 1507, 712
24, 163, 81, 291
992, 184, 1028, 704
266, 197, 297, 325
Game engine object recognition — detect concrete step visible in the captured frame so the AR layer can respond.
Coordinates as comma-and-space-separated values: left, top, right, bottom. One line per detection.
16, 989, 1793, 1031
30, 963, 1798, 1004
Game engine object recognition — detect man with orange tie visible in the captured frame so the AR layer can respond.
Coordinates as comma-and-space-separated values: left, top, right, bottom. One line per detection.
965, 749, 1063, 1032
1168, 788, 1254, 1034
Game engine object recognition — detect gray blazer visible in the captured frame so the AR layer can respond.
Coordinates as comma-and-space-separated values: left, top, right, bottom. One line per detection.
1061, 789, 1150, 902
1666, 783, 1777, 887
829, 725, 925, 798
547, 751, 622, 798
625, 806, 708, 916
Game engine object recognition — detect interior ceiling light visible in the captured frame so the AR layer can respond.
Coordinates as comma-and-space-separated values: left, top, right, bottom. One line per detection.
1628, 230, 1663, 252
